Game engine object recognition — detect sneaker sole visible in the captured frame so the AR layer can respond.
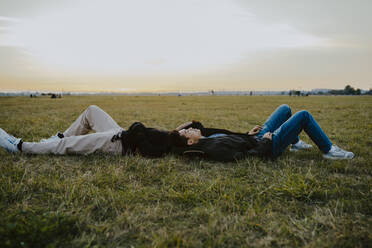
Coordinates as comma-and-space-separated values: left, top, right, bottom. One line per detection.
322, 154, 354, 160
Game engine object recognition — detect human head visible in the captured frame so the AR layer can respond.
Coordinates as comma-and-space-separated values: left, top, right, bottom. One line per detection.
178, 127, 203, 145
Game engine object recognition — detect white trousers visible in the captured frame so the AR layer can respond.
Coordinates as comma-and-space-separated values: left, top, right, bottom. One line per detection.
22, 105, 123, 155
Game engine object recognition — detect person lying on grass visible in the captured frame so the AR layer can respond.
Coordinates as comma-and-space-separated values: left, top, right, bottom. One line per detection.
0, 104, 354, 162
0, 105, 174, 157
170, 104, 354, 161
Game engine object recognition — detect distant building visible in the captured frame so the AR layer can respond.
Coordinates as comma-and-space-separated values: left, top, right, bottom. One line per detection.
311, 89, 332, 94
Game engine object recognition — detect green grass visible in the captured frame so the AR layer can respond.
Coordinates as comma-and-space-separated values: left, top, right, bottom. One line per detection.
0, 95, 371, 247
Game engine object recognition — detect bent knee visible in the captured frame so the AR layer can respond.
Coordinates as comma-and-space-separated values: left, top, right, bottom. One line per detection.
296, 110, 310, 119
87, 105, 101, 112
279, 104, 291, 114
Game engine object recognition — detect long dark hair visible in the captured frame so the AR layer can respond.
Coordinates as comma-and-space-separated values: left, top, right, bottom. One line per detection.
169, 130, 188, 147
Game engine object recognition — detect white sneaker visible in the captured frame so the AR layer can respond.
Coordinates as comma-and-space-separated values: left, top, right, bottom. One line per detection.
290, 140, 313, 152
40, 132, 64, 143
0, 128, 21, 153
323, 145, 354, 160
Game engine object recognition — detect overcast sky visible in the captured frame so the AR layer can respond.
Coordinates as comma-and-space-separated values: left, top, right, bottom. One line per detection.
0, 0, 371, 92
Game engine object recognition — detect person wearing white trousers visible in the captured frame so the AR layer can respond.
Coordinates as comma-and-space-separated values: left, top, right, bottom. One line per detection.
0, 105, 124, 155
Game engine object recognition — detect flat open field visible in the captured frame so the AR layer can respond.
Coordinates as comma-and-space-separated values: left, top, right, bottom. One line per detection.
0, 95, 371, 247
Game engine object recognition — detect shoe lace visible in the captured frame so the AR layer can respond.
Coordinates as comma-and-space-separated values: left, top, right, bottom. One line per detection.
333, 146, 343, 152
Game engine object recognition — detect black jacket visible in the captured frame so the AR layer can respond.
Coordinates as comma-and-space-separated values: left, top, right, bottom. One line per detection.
171, 121, 273, 162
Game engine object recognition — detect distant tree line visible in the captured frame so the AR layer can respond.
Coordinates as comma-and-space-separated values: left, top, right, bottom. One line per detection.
328, 85, 363, 95
308, 85, 371, 96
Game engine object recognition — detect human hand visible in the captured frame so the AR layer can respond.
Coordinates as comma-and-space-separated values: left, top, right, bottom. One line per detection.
263, 132, 273, 140
248, 125, 262, 135
175, 121, 193, 131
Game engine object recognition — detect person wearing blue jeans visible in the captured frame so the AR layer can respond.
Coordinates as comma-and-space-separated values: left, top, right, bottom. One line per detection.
175, 104, 354, 160
255, 104, 354, 159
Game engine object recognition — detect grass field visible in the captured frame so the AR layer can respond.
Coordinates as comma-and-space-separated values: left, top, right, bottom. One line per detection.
0, 95, 371, 248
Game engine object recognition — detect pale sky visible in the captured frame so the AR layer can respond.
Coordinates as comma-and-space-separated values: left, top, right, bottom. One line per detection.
0, 0, 371, 92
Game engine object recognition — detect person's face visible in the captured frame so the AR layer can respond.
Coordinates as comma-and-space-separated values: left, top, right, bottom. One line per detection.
178, 128, 202, 145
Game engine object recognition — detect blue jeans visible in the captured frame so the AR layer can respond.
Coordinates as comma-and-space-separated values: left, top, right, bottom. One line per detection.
256, 104, 332, 158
